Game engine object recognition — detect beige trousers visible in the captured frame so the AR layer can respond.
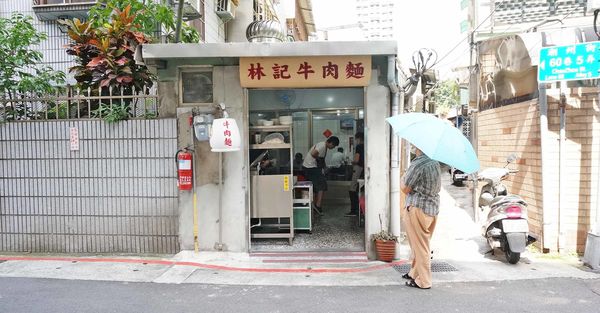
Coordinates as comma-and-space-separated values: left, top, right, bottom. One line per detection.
405, 205, 437, 288
400, 206, 415, 270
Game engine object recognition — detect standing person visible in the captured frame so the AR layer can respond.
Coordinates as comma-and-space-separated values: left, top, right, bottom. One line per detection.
302, 136, 340, 215
328, 147, 346, 175
293, 153, 304, 172
346, 132, 364, 217
293, 153, 305, 179
400, 146, 441, 289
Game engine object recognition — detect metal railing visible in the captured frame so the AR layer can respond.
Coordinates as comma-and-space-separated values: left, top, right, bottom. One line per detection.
1, 85, 159, 122
33, 0, 97, 5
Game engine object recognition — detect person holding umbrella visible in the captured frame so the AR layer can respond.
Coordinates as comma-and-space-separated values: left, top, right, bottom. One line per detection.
386, 112, 480, 289
400, 146, 441, 289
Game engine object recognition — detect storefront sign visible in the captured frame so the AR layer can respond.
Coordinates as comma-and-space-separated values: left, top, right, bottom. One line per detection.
210, 117, 241, 152
240, 56, 371, 88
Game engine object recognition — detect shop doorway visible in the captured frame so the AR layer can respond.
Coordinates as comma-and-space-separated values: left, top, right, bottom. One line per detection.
248, 88, 366, 252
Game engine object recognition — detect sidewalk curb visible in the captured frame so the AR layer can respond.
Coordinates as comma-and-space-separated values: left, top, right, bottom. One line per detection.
0, 255, 407, 274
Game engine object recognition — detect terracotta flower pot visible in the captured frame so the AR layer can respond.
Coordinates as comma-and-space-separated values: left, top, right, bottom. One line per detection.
375, 239, 396, 262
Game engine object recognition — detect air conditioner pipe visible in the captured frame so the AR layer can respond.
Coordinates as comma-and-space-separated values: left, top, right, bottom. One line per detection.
175, 0, 185, 43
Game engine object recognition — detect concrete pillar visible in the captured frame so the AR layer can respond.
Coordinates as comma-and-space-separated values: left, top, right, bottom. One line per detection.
365, 69, 391, 259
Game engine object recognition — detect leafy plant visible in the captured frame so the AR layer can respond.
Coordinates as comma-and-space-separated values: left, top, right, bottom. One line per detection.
0, 13, 66, 120
3, 104, 40, 121
371, 230, 399, 242
142, 111, 158, 119
371, 214, 400, 242
61, 5, 155, 121
88, 0, 200, 43
46, 102, 69, 119
62, 7, 154, 91
431, 79, 460, 115
92, 103, 130, 123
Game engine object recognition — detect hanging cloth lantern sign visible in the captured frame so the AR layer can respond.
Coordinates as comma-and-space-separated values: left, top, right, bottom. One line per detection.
210, 113, 241, 152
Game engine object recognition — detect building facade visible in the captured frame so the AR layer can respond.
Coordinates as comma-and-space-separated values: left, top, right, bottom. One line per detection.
472, 27, 600, 260
356, 0, 394, 40
0, 0, 317, 255
0, 0, 312, 83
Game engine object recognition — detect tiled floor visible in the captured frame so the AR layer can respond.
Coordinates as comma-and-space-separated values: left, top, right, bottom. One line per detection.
252, 184, 365, 252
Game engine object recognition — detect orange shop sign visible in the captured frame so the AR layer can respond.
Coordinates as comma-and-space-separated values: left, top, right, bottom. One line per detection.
239, 56, 371, 88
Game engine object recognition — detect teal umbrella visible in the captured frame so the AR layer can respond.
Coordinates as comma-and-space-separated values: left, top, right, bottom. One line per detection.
386, 113, 480, 174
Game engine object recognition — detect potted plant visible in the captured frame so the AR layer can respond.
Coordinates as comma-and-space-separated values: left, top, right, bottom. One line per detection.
371, 215, 399, 262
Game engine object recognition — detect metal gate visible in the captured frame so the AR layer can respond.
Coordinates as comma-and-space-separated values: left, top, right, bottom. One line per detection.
0, 119, 179, 254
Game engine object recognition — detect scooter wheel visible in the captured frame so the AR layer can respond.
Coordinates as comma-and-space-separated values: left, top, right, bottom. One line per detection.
505, 248, 521, 264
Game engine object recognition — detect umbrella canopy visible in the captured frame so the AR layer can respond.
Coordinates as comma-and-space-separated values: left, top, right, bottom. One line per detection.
386, 113, 480, 174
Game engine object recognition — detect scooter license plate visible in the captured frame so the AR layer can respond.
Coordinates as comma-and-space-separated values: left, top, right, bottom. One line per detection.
455, 174, 467, 179
502, 219, 528, 233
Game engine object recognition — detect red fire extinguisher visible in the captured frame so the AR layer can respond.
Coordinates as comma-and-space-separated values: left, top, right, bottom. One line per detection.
176, 149, 193, 191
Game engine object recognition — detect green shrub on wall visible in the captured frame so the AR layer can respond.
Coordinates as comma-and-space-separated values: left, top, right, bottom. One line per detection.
89, 0, 200, 43
0, 13, 65, 121
60, 6, 155, 123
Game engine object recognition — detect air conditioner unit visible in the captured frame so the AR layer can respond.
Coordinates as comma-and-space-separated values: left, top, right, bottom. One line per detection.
216, 0, 237, 22
169, 0, 202, 21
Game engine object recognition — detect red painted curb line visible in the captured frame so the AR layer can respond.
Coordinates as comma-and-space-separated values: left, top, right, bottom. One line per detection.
0, 256, 407, 274
250, 252, 368, 257
262, 259, 368, 264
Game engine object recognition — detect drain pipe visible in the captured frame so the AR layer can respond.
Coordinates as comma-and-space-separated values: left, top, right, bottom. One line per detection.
539, 83, 553, 252
595, 82, 600, 236
387, 55, 402, 258
558, 91, 567, 252
174, 0, 185, 43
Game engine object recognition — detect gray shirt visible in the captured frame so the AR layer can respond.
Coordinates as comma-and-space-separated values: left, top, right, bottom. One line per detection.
404, 154, 442, 216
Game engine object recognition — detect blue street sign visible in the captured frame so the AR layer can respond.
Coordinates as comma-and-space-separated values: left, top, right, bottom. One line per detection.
538, 42, 600, 83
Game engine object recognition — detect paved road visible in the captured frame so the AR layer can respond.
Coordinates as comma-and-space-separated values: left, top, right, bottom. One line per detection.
1, 277, 599, 313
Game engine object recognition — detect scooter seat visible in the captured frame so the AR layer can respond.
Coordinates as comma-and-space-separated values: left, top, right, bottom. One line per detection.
490, 194, 526, 208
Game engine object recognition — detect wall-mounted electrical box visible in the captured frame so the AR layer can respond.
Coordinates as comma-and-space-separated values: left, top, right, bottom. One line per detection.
193, 114, 214, 141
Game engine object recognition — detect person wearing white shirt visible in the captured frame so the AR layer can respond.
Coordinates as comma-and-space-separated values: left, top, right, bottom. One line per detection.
329, 148, 345, 168
302, 136, 340, 215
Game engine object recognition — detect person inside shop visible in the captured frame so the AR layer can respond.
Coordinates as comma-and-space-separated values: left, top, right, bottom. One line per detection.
302, 136, 340, 216
328, 147, 346, 176
293, 152, 305, 179
293, 153, 304, 172
346, 132, 364, 217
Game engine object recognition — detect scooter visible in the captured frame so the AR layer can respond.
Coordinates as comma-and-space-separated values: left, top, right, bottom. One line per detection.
478, 155, 536, 264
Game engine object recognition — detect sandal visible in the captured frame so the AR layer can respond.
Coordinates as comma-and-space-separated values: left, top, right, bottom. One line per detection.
405, 280, 430, 289
401, 273, 413, 280
312, 205, 324, 216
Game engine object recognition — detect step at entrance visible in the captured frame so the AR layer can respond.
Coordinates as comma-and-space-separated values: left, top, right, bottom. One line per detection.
251, 251, 368, 264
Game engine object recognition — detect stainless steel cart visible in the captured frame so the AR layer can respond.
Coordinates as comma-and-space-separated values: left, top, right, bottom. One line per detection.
249, 125, 294, 244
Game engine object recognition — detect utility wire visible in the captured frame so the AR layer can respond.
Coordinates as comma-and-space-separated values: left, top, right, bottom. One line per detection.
434, 3, 585, 71
432, 4, 500, 68
558, 3, 586, 23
